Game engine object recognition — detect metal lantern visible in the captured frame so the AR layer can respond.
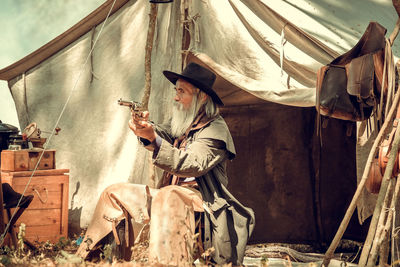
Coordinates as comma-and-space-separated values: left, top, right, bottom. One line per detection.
0, 120, 19, 151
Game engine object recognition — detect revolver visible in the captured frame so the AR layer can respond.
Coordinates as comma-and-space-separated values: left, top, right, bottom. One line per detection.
118, 98, 144, 117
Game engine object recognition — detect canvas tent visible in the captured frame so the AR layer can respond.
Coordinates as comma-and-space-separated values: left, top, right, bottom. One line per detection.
0, 0, 399, 245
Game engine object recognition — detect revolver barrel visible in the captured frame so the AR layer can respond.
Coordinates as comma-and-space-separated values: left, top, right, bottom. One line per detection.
117, 98, 142, 109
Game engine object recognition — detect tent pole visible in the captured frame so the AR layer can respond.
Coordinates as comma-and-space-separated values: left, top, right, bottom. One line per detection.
142, 3, 158, 110
142, 3, 158, 188
361, 124, 400, 267
378, 174, 400, 266
323, 3, 400, 265
322, 88, 400, 267
390, 18, 400, 46
390, 0, 400, 46
366, 178, 395, 266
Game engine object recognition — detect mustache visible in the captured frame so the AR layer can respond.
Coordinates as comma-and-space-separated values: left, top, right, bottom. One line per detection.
173, 101, 184, 110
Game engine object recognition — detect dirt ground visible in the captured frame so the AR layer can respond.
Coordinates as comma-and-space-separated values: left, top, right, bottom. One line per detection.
0, 229, 362, 267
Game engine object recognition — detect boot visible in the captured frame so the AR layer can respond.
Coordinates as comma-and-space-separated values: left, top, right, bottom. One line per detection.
2, 183, 34, 209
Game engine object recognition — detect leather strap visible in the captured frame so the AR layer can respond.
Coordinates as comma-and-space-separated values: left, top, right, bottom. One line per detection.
103, 214, 124, 245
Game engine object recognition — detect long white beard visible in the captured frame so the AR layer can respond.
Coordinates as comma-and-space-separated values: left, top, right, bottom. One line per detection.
170, 94, 201, 138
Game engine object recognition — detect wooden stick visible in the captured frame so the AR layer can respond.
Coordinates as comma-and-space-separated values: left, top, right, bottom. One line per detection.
323, 3, 400, 266
361, 5, 400, 264
360, 125, 400, 267
391, 0, 400, 46
366, 178, 395, 266
379, 239, 390, 267
322, 86, 400, 267
393, 0, 400, 17
379, 175, 400, 266
141, 3, 158, 189
142, 3, 158, 110
389, 18, 400, 46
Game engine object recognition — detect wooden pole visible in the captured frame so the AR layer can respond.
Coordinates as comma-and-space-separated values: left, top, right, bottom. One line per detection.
379, 174, 400, 266
322, 4, 400, 263
391, 0, 400, 46
359, 125, 400, 267
366, 178, 395, 266
359, 7, 400, 264
142, 3, 158, 188
390, 18, 400, 46
142, 3, 158, 110
322, 87, 400, 267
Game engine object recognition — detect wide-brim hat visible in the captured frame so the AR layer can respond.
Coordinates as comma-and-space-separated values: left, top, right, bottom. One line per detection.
163, 62, 223, 106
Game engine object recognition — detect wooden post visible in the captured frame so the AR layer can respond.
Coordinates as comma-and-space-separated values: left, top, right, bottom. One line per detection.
390, 18, 400, 46
391, 0, 400, 45
378, 174, 400, 266
359, 3, 400, 264
322, 87, 400, 267
142, 3, 158, 188
142, 3, 158, 110
366, 178, 395, 266
322, 3, 400, 263
359, 125, 400, 267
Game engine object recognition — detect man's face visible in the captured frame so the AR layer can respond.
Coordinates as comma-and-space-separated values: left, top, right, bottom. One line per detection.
174, 79, 196, 110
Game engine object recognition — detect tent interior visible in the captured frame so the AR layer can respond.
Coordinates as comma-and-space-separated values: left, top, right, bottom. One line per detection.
1, 0, 399, 252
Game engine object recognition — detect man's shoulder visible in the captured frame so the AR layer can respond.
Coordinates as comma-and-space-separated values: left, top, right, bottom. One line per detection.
199, 115, 230, 135
197, 115, 236, 157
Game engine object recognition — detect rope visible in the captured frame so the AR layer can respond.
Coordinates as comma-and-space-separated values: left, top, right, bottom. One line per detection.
0, 0, 118, 245
32, 188, 48, 204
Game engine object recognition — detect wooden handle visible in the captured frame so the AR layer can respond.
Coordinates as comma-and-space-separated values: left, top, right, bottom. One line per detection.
393, 0, 400, 17
389, 18, 400, 46
390, 0, 400, 45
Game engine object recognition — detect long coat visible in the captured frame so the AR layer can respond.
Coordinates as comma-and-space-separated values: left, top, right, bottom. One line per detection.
146, 115, 255, 265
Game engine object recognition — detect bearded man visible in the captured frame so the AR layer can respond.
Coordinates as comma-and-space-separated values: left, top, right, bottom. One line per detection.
76, 63, 255, 266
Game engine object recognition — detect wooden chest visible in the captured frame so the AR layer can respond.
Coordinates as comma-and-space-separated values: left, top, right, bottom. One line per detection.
1, 149, 56, 172
1, 169, 69, 244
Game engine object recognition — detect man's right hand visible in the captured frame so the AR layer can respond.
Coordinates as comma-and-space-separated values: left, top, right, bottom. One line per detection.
129, 111, 157, 142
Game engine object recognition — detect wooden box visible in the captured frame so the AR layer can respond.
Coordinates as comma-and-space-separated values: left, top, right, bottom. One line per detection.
1, 149, 56, 171
1, 169, 69, 244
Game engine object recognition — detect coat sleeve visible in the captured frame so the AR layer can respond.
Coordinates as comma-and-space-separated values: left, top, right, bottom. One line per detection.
138, 123, 174, 151
152, 137, 229, 178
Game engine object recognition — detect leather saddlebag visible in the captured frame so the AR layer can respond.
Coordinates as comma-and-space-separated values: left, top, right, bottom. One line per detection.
316, 22, 387, 121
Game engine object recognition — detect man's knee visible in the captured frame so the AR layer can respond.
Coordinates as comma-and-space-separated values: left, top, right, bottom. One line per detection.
152, 185, 180, 202
102, 182, 129, 195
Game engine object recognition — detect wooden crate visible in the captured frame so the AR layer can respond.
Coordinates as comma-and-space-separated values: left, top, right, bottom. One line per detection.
1, 169, 69, 244
1, 149, 56, 171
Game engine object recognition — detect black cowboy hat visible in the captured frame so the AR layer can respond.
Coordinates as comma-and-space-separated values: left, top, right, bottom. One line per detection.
163, 62, 223, 106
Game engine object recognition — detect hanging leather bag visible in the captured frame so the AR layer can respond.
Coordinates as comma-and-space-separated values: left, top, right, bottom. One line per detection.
316, 22, 387, 121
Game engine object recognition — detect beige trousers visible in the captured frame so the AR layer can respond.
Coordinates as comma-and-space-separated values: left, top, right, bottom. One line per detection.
76, 183, 203, 266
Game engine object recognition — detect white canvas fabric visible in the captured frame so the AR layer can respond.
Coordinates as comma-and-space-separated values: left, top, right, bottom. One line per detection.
5, 0, 399, 229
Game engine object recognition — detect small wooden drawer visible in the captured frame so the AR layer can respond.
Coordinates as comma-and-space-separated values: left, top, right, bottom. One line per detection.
28, 150, 55, 170
1, 149, 56, 171
1, 150, 29, 171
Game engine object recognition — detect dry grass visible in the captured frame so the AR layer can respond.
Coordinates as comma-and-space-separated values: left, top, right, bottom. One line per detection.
0, 237, 221, 266
0, 235, 156, 266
